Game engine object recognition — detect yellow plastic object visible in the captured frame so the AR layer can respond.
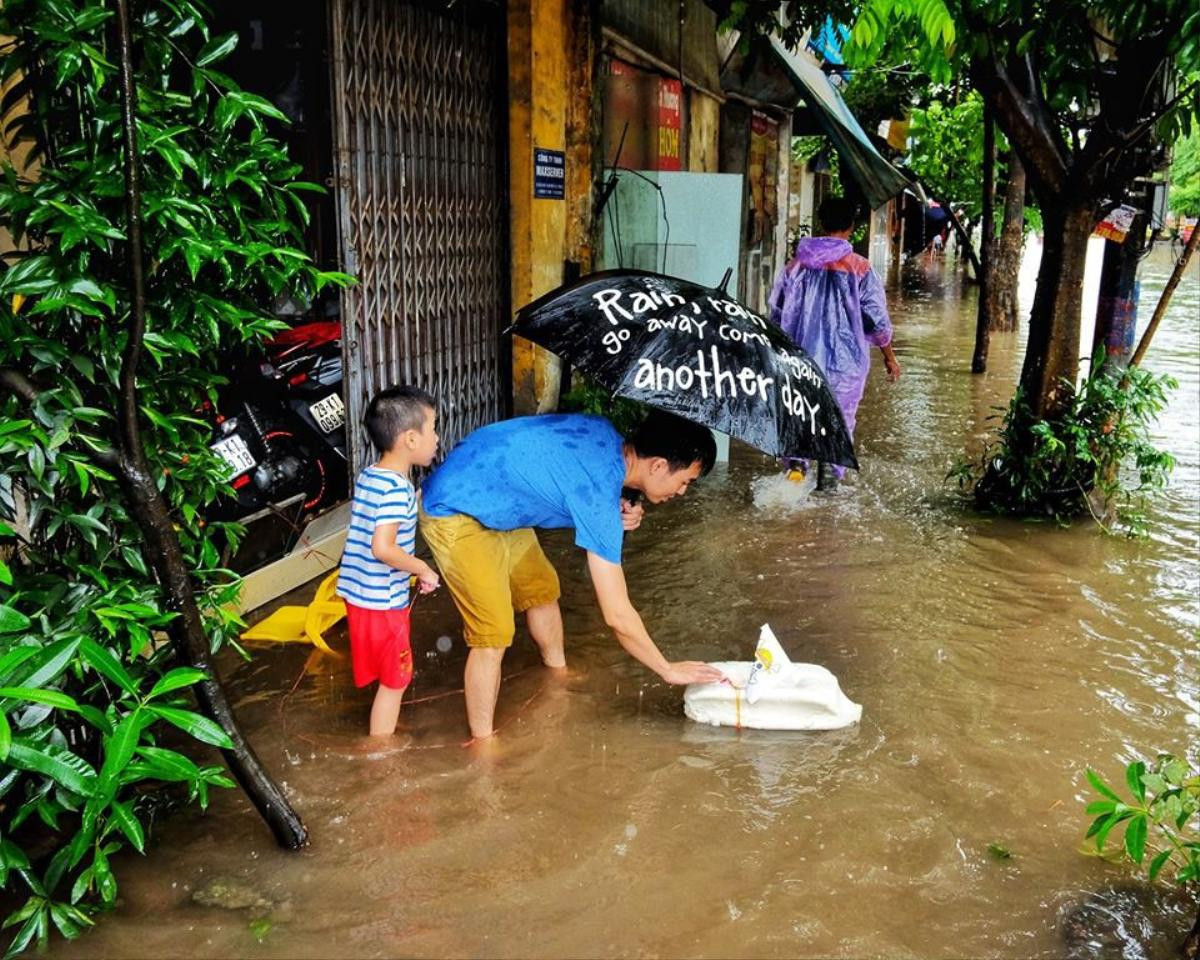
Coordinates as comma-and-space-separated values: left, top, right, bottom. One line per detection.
241, 571, 345, 657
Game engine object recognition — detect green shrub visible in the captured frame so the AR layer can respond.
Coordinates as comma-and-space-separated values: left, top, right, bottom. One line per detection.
949, 353, 1176, 535
1082, 756, 1200, 954
0, 0, 345, 953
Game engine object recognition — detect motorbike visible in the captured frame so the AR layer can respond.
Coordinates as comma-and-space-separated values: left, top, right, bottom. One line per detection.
205, 320, 349, 553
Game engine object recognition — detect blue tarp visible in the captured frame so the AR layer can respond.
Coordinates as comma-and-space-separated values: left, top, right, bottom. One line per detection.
806, 17, 851, 67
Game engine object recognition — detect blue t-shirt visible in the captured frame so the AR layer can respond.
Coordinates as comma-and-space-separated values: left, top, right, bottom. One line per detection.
422, 414, 626, 564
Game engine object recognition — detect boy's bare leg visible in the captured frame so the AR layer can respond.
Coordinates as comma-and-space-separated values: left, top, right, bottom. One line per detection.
526, 600, 565, 668
464, 647, 505, 739
369, 683, 407, 736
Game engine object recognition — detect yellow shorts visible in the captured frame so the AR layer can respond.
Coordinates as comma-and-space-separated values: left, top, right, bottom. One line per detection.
418, 509, 561, 649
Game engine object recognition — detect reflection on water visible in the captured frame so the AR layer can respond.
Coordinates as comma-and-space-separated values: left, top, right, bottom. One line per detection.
56, 249, 1198, 959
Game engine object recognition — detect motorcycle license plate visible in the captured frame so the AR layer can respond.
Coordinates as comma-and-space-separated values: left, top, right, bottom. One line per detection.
211, 435, 256, 476
309, 393, 346, 433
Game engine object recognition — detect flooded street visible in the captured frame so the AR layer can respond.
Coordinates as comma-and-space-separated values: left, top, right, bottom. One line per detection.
59, 248, 1198, 959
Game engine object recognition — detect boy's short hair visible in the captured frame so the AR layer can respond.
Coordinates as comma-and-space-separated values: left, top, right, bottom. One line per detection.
365, 385, 436, 452
818, 196, 858, 233
630, 410, 717, 476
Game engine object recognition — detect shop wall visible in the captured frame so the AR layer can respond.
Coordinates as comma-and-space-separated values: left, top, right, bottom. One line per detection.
688, 91, 720, 173
772, 114, 792, 276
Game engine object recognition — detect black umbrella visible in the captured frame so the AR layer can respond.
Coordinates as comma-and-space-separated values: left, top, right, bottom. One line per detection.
511, 269, 857, 468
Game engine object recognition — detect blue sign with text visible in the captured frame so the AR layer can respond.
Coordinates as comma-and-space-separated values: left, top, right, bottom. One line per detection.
534, 148, 565, 199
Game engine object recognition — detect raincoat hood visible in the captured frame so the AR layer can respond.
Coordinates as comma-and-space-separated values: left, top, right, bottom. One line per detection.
791, 236, 853, 269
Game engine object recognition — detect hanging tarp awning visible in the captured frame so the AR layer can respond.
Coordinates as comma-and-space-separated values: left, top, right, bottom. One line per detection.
767, 36, 911, 209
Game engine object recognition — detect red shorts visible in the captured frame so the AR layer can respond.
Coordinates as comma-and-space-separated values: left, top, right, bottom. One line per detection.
345, 602, 413, 690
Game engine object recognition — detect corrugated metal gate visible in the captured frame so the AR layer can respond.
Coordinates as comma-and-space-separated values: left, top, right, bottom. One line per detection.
330, 0, 508, 473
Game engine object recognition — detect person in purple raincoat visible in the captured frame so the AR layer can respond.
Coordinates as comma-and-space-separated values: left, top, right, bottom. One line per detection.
769, 196, 901, 490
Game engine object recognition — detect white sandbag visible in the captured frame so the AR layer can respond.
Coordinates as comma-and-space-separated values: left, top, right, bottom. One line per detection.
744, 624, 791, 704
684, 625, 861, 731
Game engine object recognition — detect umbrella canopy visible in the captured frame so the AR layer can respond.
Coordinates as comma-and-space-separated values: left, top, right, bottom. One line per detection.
512, 270, 857, 468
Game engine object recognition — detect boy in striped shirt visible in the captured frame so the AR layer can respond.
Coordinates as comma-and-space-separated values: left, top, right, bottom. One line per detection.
337, 386, 440, 736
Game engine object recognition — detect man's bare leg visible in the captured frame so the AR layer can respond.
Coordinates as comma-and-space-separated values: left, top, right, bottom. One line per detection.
526, 600, 565, 668
464, 646, 505, 739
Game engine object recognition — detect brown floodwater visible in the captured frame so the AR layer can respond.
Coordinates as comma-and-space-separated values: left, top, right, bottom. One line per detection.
55, 247, 1198, 959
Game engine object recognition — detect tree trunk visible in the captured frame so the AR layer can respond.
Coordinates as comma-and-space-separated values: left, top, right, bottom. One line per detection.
1092, 210, 1147, 372
991, 154, 1026, 332
114, 0, 307, 849
971, 105, 997, 373
1019, 200, 1095, 418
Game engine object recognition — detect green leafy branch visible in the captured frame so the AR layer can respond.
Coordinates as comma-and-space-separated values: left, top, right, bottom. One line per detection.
1083, 756, 1200, 887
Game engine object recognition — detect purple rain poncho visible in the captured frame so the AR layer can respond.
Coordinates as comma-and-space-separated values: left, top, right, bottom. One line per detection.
768, 236, 892, 438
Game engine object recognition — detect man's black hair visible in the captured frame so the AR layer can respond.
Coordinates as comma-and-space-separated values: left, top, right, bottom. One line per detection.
630, 410, 717, 476
365, 385, 436, 452
817, 196, 858, 234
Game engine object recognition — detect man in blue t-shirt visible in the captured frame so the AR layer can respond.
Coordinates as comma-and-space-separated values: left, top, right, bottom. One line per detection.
420, 409, 724, 739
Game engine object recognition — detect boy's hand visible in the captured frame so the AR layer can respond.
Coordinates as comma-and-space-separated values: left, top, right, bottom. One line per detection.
417, 567, 440, 594
883, 353, 901, 382
620, 497, 644, 531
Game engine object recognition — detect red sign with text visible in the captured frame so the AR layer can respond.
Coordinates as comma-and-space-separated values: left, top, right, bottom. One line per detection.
605, 58, 682, 171
656, 77, 682, 171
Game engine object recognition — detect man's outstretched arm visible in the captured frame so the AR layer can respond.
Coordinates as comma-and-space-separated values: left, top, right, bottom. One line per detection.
587, 552, 724, 685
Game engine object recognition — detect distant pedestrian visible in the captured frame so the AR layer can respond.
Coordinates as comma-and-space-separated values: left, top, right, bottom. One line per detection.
336, 386, 441, 736
768, 196, 901, 490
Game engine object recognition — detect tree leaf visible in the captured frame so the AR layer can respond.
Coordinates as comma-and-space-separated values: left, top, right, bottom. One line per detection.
1086, 768, 1123, 803
1125, 761, 1146, 803
1147, 847, 1172, 882
147, 668, 208, 700
108, 800, 145, 854
0, 647, 37, 685
48, 902, 92, 940
0, 605, 30, 634
3, 910, 42, 959
147, 705, 233, 749
1095, 808, 1132, 850
0, 712, 10, 762
6, 741, 97, 797
97, 710, 148, 802
120, 546, 149, 577
78, 639, 138, 696
0, 688, 80, 713
12, 638, 81, 691
130, 745, 200, 782
1123, 816, 1148, 864
195, 32, 238, 67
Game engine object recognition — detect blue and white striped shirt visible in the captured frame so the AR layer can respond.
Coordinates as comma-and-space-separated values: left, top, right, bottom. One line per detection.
336, 466, 416, 610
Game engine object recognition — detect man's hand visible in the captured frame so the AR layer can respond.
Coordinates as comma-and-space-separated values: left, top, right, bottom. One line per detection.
660, 661, 726, 685
620, 497, 644, 532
